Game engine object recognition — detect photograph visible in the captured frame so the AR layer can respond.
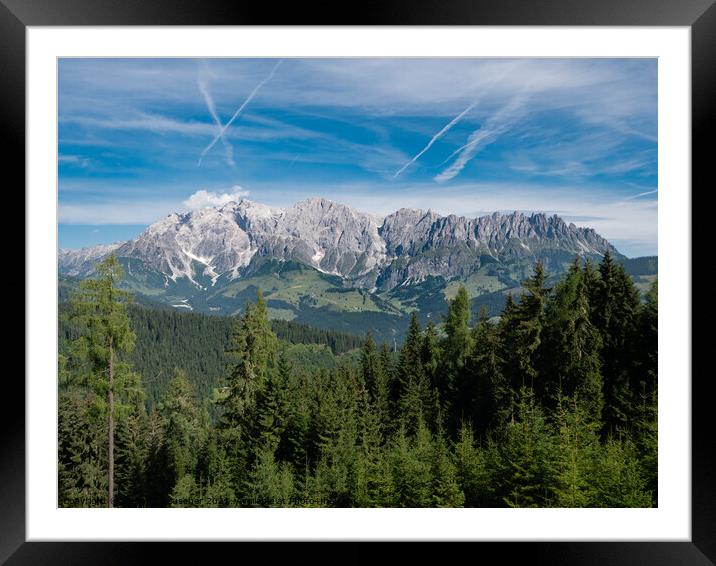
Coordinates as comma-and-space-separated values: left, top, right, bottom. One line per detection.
56, 56, 658, 509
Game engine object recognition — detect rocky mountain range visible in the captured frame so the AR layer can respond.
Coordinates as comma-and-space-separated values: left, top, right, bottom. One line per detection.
59, 197, 618, 289
59, 197, 641, 339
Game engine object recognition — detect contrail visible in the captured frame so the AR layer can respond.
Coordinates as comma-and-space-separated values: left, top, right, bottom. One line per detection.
625, 188, 658, 200
392, 101, 477, 179
198, 59, 283, 166
435, 95, 526, 183
197, 69, 235, 166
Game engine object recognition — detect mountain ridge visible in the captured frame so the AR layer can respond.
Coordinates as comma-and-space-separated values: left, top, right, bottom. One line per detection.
59, 197, 620, 290
58, 198, 655, 341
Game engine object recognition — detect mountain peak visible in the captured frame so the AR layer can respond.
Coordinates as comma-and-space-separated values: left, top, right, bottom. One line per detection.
294, 196, 351, 212
57, 241, 126, 277
299, 196, 333, 205
60, 196, 620, 289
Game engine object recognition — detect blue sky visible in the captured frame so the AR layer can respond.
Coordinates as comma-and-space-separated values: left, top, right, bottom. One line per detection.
58, 58, 657, 256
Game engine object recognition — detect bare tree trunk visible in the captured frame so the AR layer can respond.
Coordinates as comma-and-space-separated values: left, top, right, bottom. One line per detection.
108, 340, 114, 508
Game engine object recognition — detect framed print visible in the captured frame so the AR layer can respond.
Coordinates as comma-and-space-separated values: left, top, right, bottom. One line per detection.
6, 0, 712, 563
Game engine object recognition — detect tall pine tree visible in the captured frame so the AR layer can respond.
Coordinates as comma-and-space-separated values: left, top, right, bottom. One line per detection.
592, 252, 641, 433
67, 253, 137, 507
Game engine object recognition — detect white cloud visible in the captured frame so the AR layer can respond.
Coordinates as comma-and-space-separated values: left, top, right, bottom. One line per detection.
183, 185, 250, 210
61, 112, 217, 137
58, 154, 91, 167
58, 185, 253, 223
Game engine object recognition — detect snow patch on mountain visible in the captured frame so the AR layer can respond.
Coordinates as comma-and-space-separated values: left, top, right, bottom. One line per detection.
59, 197, 619, 290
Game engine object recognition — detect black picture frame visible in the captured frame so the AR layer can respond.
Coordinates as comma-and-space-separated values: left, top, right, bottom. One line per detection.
5, 1, 711, 563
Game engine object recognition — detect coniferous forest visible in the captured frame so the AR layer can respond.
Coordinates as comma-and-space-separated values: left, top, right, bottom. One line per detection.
58, 252, 657, 508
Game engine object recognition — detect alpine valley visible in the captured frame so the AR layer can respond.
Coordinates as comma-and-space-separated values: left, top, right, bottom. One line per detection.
58, 197, 657, 341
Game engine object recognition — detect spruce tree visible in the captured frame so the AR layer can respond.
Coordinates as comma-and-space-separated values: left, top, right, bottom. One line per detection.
281, 368, 312, 478
354, 387, 387, 506
114, 393, 148, 507
399, 372, 432, 437
199, 431, 237, 507
551, 394, 600, 507
443, 286, 472, 359
159, 370, 201, 496
396, 314, 424, 399
58, 389, 108, 507
636, 279, 658, 396
430, 424, 465, 507
143, 407, 169, 507
441, 286, 472, 422
396, 314, 430, 435
634, 387, 658, 505
360, 331, 381, 397
310, 365, 361, 506
582, 258, 601, 307
495, 293, 519, 424
246, 446, 295, 507
253, 352, 290, 456
379, 342, 397, 432
217, 290, 279, 493
452, 423, 491, 506
170, 475, 200, 508
593, 252, 641, 433
388, 422, 432, 507
464, 306, 502, 437
541, 258, 603, 420
67, 253, 137, 507
493, 388, 557, 508
590, 436, 652, 507
421, 320, 440, 388
516, 263, 549, 388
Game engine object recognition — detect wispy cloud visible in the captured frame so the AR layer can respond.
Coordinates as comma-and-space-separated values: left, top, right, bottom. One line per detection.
61, 112, 217, 137
60, 110, 324, 146
197, 63, 235, 166
58, 154, 91, 167
198, 60, 283, 166
183, 185, 250, 210
59, 199, 180, 225
623, 188, 658, 201
392, 101, 477, 178
435, 95, 527, 183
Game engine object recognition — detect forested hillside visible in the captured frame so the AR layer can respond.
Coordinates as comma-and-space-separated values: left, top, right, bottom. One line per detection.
59, 305, 363, 406
58, 252, 657, 508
